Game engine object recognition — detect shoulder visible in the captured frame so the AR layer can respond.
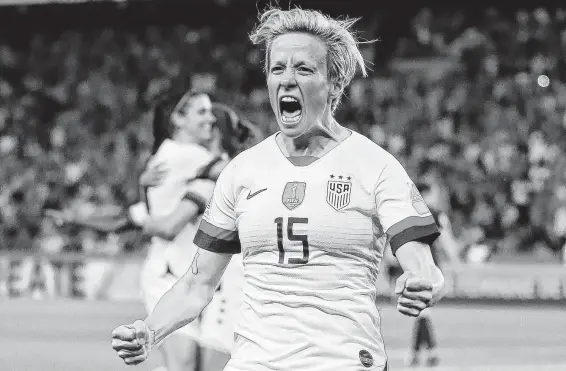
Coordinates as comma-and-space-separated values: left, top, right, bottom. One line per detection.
213, 134, 279, 196
346, 130, 398, 165
226, 133, 278, 169
344, 130, 405, 182
154, 140, 212, 162
155, 141, 214, 174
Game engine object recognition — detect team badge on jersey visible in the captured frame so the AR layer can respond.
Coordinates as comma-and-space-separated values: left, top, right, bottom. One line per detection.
410, 182, 430, 215
326, 175, 352, 211
282, 182, 307, 210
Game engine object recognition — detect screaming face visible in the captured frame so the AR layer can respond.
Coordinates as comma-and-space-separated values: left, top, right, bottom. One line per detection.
267, 32, 336, 138
280, 95, 302, 124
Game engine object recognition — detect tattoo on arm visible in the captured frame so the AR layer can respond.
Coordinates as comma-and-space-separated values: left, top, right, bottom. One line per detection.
191, 251, 200, 275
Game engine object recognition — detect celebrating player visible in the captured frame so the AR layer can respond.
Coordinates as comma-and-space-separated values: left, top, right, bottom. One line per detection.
51, 90, 253, 371
112, 7, 445, 371
135, 89, 224, 371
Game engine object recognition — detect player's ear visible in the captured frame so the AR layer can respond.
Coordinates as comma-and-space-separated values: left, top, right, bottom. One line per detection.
170, 111, 183, 128
328, 80, 343, 102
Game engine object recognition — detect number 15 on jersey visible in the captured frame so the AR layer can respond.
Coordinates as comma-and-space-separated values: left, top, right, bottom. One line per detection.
274, 217, 309, 265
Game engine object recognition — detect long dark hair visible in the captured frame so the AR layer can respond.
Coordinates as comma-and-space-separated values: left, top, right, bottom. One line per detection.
151, 89, 208, 154
211, 102, 263, 157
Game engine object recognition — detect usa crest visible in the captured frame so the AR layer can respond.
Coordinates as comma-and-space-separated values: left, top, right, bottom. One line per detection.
410, 182, 430, 215
326, 175, 352, 211
282, 182, 307, 210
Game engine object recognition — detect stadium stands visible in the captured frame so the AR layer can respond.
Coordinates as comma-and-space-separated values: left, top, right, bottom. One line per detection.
0, 2, 565, 264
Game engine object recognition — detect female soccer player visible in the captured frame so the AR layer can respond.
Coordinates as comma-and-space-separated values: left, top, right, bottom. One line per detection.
52, 90, 243, 371
136, 89, 223, 371
112, 7, 445, 371
138, 93, 251, 370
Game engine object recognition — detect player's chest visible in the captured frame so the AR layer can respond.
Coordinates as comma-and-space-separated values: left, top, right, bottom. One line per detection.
233, 165, 375, 220
233, 165, 377, 264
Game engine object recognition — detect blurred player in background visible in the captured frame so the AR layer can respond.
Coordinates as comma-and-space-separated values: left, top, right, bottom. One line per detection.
48, 90, 256, 371
112, 7, 445, 371
384, 181, 462, 367
135, 90, 224, 371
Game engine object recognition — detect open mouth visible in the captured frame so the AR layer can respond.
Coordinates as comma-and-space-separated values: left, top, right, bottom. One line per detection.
279, 96, 302, 124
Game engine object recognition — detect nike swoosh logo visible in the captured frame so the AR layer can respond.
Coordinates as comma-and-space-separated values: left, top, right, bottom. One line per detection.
247, 188, 267, 200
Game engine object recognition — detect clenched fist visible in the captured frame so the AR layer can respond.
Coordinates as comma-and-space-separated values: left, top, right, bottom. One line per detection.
395, 267, 444, 317
111, 320, 155, 365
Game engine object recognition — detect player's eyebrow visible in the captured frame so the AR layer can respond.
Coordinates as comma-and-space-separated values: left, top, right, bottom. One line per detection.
269, 60, 285, 68
269, 59, 317, 71
295, 61, 317, 70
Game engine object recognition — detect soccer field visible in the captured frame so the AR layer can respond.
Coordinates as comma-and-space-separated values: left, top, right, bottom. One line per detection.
0, 299, 564, 371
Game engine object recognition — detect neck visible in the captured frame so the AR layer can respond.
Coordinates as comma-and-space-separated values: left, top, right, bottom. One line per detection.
281, 115, 346, 157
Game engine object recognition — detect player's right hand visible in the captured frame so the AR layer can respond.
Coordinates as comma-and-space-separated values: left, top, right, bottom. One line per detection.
140, 160, 167, 186
111, 320, 155, 365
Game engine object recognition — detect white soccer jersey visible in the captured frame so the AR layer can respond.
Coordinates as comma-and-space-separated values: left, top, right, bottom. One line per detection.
144, 139, 217, 277
194, 131, 439, 371
142, 138, 244, 348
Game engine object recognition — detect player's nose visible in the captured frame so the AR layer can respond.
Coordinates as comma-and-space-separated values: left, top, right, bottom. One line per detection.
280, 68, 297, 88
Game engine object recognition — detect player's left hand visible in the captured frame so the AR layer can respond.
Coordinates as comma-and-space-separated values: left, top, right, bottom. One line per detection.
394, 267, 444, 317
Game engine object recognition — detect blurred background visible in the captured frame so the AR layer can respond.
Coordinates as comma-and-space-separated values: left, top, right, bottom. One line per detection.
0, 0, 565, 370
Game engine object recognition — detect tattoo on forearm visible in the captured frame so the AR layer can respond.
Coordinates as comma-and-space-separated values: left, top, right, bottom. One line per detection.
191, 251, 200, 275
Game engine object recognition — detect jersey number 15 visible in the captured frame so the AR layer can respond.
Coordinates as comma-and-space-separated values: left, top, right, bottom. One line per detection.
274, 217, 309, 264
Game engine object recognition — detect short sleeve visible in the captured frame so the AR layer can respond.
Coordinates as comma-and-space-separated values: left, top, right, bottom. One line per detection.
374, 158, 440, 255
194, 156, 225, 180
183, 179, 216, 214
193, 160, 241, 254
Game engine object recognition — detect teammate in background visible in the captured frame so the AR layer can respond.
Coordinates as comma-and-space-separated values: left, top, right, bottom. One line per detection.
112, 7, 445, 371
50, 91, 253, 371
132, 90, 222, 371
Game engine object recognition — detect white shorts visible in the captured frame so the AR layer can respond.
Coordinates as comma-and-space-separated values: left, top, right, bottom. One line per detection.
198, 255, 244, 353
140, 253, 244, 351
140, 258, 201, 339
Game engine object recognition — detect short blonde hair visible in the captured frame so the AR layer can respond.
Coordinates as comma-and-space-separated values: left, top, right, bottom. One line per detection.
249, 6, 370, 113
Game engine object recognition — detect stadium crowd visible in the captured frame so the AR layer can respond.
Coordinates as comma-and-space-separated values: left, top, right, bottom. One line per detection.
1, 6, 566, 263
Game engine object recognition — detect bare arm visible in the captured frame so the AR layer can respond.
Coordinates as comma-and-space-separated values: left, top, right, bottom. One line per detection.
75, 212, 135, 233
395, 241, 445, 304
207, 159, 230, 181
46, 196, 201, 240
45, 208, 136, 233
142, 200, 201, 241
395, 241, 436, 273
144, 248, 232, 345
